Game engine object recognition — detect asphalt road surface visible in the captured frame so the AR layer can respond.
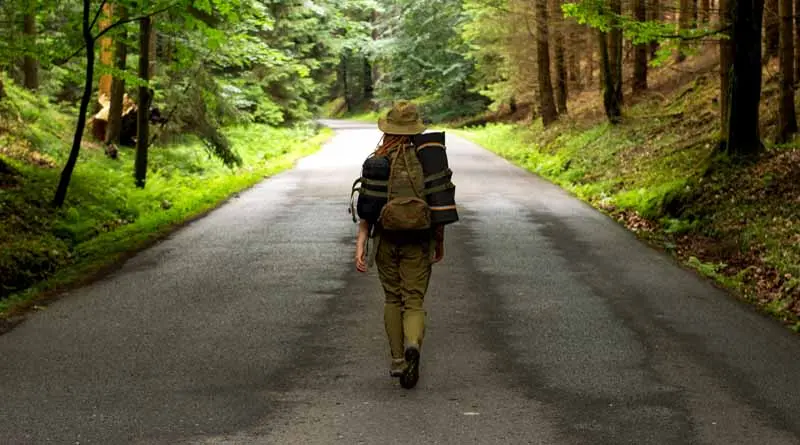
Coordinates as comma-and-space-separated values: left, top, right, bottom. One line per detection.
2, 121, 800, 445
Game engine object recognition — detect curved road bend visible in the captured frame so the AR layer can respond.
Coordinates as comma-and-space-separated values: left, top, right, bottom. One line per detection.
1, 120, 800, 445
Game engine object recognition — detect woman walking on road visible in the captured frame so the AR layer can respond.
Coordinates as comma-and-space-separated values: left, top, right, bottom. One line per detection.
353, 101, 455, 389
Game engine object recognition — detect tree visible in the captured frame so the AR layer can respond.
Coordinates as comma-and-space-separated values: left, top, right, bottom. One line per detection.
633, 0, 648, 93
53, 1, 181, 207
719, 0, 733, 143
135, 16, 151, 188
106, 5, 128, 145
552, 0, 568, 114
23, 12, 39, 90
649, 0, 661, 58
608, 0, 623, 108
765, 0, 779, 60
536, 0, 558, 125
794, 0, 800, 80
725, 0, 765, 158
700, 0, 711, 22
778, 0, 797, 142
677, 0, 691, 62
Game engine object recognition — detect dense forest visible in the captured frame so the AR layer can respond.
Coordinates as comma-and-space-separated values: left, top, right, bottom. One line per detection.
1, 0, 798, 328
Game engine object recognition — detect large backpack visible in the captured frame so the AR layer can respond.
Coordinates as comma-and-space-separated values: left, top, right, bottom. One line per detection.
379, 143, 431, 231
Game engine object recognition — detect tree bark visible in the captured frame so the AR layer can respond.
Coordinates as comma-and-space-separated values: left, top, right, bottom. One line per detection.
568, 26, 581, 90
22, 13, 39, 90
765, 0, 780, 59
720, 0, 733, 141
778, 0, 797, 142
677, 0, 691, 62
609, 0, 623, 106
701, 0, 711, 22
726, 0, 765, 158
649, 0, 661, 59
135, 17, 152, 189
794, 0, 800, 81
552, 0, 568, 114
106, 6, 128, 145
634, 0, 649, 93
54, 0, 95, 207
98, 3, 114, 98
599, 30, 622, 123
536, 0, 558, 125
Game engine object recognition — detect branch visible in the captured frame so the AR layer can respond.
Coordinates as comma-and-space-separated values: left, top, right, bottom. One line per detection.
56, 3, 178, 66
90, 0, 109, 30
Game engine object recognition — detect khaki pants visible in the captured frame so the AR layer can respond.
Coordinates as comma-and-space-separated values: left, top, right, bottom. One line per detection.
376, 235, 432, 360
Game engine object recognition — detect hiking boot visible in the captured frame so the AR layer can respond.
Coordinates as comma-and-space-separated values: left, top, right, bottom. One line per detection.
399, 345, 420, 389
390, 358, 406, 378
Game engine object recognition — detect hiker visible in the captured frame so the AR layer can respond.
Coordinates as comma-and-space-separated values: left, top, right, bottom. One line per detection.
351, 101, 458, 389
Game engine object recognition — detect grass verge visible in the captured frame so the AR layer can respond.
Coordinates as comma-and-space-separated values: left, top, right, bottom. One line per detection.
1, 116, 332, 322
454, 78, 800, 332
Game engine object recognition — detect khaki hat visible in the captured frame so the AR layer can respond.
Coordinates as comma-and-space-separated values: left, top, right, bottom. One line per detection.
378, 101, 426, 135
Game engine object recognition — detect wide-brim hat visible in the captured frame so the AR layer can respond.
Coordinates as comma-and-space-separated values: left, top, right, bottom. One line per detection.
378, 101, 426, 135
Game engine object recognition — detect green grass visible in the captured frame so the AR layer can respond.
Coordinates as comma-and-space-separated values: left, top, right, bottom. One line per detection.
1, 105, 332, 316
455, 78, 800, 329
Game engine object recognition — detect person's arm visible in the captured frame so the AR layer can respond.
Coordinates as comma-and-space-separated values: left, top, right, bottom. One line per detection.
355, 219, 370, 272
432, 224, 445, 263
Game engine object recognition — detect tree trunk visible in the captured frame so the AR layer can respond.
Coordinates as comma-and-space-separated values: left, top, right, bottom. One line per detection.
135, 17, 152, 189
599, 30, 622, 123
22, 13, 39, 90
609, 0, 623, 106
726, 0, 765, 158
778, 0, 797, 142
536, 0, 558, 125
106, 6, 128, 145
568, 26, 581, 90
678, 0, 691, 62
98, 3, 114, 98
701, 0, 711, 22
720, 0, 733, 141
634, 0, 649, 93
54, 0, 95, 207
553, 0, 568, 114
0, 78, 5, 99
794, 0, 800, 81
587, 33, 595, 87
765, 0, 780, 59
649, 0, 661, 59
364, 56, 374, 101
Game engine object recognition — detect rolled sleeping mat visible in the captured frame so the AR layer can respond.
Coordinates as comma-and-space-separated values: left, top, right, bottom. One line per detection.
412, 132, 459, 225
356, 155, 390, 223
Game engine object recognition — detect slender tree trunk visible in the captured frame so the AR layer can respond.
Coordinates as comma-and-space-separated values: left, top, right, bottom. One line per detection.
649, 0, 661, 58
587, 33, 595, 87
364, 56, 374, 101
22, 13, 39, 90
701, 0, 711, 22
634, 0, 649, 93
765, 0, 780, 59
341, 51, 352, 111
599, 30, 622, 123
794, 0, 800, 81
148, 18, 157, 78
54, 0, 95, 207
0, 78, 5, 99
778, 0, 797, 142
568, 26, 581, 90
536, 0, 558, 125
135, 17, 152, 189
678, 0, 691, 62
553, 0, 568, 114
98, 3, 114, 98
726, 0, 765, 158
106, 6, 128, 145
720, 0, 733, 142
609, 0, 623, 106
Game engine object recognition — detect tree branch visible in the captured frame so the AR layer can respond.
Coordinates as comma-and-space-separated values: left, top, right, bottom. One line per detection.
55, 3, 178, 66
90, 0, 109, 30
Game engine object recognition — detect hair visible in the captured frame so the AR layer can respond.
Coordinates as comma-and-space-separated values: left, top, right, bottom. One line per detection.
375, 134, 411, 157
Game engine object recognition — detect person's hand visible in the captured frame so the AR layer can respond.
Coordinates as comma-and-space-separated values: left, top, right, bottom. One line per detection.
356, 242, 368, 273
432, 240, 444, 264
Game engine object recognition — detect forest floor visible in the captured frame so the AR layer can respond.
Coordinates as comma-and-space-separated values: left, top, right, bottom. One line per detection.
0, 82, 332, 323
455, 50, 800, 331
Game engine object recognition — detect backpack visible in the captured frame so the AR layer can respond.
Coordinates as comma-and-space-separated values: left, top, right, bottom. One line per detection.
379, 143, 431, 231
350, 143, 431, 231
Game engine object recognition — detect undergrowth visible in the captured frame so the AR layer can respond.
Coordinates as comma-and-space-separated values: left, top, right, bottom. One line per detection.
0, 82, 331, 316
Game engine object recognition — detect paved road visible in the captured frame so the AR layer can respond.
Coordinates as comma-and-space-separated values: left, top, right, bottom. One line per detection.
2, 121, 800, 445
